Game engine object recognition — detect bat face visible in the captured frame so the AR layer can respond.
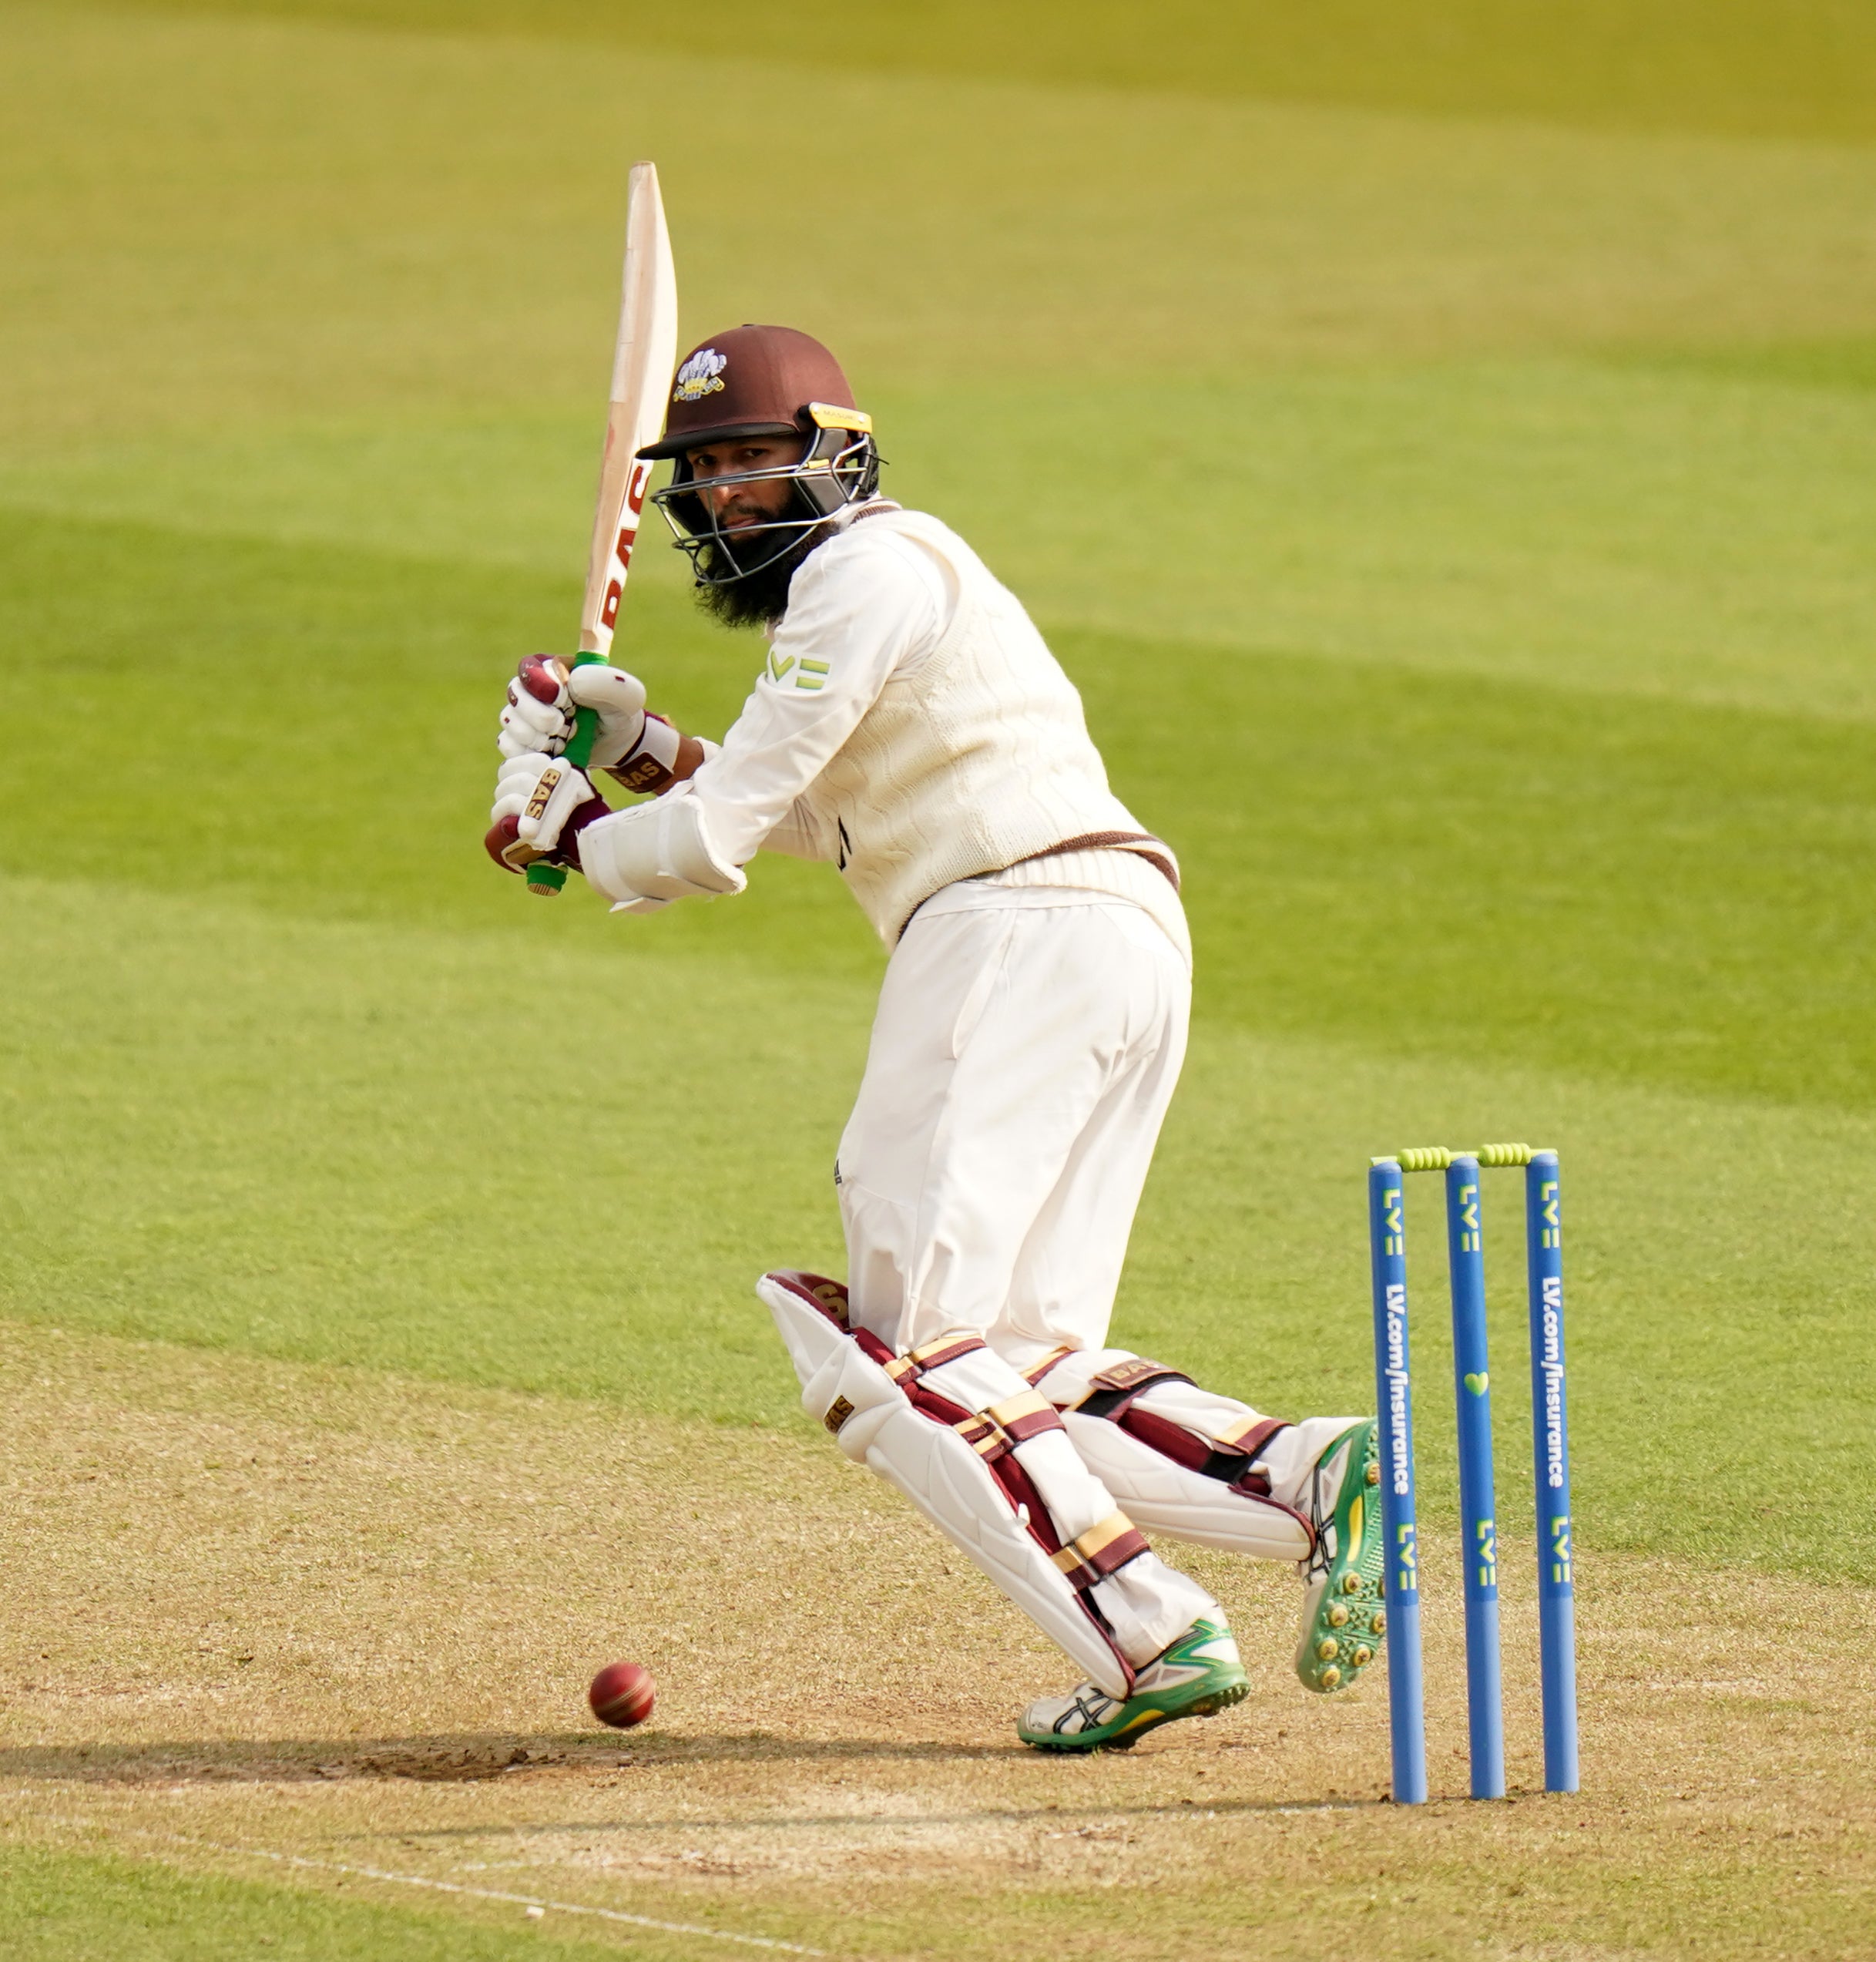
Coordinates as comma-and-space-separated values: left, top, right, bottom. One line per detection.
578, 162, 680, 660
519, 160, 676, 897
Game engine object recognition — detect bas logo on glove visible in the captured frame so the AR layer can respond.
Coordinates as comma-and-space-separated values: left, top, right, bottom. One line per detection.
487, 750, 609, 881
607, 720, 681, 795
524, 764, 567, 825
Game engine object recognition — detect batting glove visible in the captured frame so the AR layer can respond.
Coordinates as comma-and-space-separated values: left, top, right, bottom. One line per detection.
496, 656, 650, 768
484, 751, 609, 880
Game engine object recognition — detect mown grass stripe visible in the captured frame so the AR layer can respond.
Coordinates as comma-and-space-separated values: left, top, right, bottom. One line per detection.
39, 1819, 829, 1956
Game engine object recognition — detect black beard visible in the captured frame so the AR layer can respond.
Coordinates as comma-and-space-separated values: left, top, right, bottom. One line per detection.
696, 523, 830, 630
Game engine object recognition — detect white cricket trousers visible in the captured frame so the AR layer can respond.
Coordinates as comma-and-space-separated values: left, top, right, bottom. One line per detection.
838, 885, 1190, 1365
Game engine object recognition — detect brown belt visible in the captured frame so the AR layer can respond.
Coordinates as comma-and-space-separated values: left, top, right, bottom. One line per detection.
1006, 830, 1180, 894
899, 831, 1180, 939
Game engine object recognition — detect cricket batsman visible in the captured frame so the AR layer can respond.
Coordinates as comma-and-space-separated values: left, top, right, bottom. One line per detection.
488, 324, 1386, 1751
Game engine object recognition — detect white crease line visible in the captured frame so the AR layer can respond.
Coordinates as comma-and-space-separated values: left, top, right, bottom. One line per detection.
37, 1817, 827, 1955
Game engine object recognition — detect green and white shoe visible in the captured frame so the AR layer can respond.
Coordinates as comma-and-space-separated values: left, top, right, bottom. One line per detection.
1294, 1418, 1387, 1694
1019, 1617, 1248, 1753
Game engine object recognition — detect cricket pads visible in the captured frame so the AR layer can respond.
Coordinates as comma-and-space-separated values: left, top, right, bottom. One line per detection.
758, 1272, 1143, 1697
1036, 1349, 1314, 1561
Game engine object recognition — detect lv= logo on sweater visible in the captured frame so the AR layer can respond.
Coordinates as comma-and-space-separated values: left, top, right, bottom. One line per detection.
766, 647, 829, 690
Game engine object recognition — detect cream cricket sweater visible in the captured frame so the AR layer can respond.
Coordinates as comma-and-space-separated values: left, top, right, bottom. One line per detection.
686, 504, 1184, 954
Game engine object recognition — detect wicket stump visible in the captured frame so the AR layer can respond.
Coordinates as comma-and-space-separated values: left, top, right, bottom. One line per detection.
1368, 1144, 1578, 1804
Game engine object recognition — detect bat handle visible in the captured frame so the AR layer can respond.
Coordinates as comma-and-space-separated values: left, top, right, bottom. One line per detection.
523, 656, 609, 896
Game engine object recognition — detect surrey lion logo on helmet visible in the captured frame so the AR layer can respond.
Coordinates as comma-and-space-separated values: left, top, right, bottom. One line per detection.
673, 347, 727, 405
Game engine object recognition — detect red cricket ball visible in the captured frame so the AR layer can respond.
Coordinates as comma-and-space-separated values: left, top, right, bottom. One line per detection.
587, 1661, 655, 1729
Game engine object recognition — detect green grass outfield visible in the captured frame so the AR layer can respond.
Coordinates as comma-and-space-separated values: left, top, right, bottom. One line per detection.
1, 1843, 656, 1961
3, 1, 1874, 1949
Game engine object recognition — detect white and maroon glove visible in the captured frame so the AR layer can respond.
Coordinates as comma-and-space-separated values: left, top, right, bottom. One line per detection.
483, 751, 608, 878
495, 657, 683, 794
498, 655, 640, 761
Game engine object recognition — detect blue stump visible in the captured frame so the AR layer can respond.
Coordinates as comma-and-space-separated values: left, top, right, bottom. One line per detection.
1525, 1151, 1579, 1793
1368, 1160, 1428, 1805
1445, 1156, 1506, 1800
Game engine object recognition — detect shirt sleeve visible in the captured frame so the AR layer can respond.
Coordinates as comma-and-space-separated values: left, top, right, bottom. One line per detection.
683, 527, 948, 868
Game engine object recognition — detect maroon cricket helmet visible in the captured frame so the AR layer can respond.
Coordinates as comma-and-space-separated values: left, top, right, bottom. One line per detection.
639, 323, 881, 590
637, 324, 864, 460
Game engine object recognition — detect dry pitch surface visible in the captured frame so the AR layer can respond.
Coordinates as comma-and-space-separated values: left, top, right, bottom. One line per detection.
5, 1326, 1867, 1959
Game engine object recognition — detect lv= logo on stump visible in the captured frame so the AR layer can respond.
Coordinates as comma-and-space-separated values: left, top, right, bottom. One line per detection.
1367, 1144, 1579, 1806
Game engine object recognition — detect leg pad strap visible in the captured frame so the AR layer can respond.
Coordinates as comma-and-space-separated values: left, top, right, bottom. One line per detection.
955, 1389, 1068, 1460
887, 1331, 990, 1382
1068, 1357, 1196, 1420
1051, 1510, 1153, 1589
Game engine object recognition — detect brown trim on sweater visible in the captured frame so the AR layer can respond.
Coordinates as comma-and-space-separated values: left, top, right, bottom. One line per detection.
897, 831, 1180, 941
1008, 831, 1181, 893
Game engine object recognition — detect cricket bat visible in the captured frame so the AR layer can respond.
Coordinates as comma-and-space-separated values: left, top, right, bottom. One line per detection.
525, 160, 679, 896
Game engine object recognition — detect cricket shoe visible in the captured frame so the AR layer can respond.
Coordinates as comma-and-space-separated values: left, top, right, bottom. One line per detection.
1019, 1616, 1247, 1753
1294, 1418, 1386, 1694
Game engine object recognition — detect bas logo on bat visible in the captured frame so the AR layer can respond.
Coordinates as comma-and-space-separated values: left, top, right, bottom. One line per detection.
599, 459, 657, 632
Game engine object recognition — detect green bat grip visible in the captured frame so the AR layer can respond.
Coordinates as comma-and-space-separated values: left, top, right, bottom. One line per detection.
522, 656, 609, 896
